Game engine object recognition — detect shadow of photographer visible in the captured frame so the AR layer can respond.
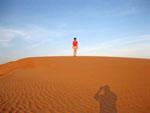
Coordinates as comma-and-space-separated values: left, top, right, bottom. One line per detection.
94, 85, 117, 113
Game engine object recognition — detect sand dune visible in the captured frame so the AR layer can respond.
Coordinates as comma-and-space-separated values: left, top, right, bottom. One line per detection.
0, 56, 150, 113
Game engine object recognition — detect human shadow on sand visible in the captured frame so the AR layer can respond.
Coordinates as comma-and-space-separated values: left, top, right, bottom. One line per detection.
94, 85, 117, 113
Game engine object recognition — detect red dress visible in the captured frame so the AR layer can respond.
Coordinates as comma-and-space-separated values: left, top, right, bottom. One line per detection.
73, 40, 78, 47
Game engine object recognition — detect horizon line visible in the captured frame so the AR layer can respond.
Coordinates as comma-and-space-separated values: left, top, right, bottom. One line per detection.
1, 55, 149, 65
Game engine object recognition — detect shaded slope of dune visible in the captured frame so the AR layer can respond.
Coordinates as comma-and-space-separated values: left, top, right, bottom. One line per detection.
0, 57, 150, 113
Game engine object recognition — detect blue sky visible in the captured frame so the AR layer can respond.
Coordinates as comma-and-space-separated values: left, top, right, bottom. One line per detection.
0, 0, 150, 63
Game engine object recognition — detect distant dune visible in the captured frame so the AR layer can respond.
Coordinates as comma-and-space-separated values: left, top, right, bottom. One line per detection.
0, 56, 150, 113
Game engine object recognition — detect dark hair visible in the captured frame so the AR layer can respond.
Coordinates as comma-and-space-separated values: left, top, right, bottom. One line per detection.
74, 37, 77, 40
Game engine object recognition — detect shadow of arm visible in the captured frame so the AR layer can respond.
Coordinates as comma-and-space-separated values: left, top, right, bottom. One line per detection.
94, 88, 103, 101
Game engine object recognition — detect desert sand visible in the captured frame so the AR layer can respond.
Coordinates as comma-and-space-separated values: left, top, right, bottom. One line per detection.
0, 56, 150, 113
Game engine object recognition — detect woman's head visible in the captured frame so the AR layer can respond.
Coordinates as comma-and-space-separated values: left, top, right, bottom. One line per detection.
74, 37, 77, 40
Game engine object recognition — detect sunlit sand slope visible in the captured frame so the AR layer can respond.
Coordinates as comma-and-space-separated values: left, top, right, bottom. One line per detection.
0, 57, 150, 113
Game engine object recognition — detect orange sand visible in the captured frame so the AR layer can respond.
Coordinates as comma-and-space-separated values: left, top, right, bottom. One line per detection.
0, 56, 150, 113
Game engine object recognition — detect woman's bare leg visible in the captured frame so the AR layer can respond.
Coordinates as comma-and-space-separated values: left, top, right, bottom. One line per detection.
73, 49, 77, 56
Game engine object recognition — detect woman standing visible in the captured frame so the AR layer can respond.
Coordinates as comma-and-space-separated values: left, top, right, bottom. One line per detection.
72, 37, 78, 56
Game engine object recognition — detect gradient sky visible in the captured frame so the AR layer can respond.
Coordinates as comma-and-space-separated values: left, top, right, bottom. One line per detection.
0, 0, 150, 63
